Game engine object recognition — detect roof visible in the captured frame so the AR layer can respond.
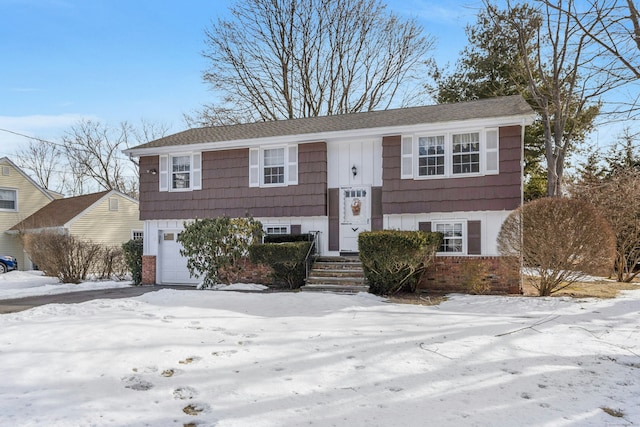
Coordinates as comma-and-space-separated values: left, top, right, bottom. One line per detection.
126, 95, 534, 153
0, 157, 56, 202
10, 191, 110, 231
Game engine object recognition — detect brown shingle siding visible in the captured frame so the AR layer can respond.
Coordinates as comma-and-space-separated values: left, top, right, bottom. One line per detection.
381, 125, 522, 215
140, 142, 327, 220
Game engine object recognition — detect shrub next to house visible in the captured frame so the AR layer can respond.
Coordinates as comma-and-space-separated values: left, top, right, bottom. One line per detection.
359, 230, 442, 295
249, 241, 312, 289
122, 238, 143, 286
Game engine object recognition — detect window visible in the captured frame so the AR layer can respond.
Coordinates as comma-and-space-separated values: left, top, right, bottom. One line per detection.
263, 148, 285, 185
435, 222, 464, 253
172, 155, 191, 189
418, 135, 445, 176
132, 230, 144, 240
0, 188, 17, 211
249, 145, 298, 187
159, 153, 201, 192
452, 133, 480, 174
265, 225, 289, 235
403, 129, 499, 179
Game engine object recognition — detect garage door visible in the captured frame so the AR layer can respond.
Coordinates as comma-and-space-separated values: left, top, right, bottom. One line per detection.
158, 230, 198, 284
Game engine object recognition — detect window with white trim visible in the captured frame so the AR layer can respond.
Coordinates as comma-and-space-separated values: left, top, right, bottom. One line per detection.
0, 188, 17, 211
159, 153, 202, 192
249, 145, 298, 187
132, 230, 144, 240
434, 222, 465, 254
265, 225, 290, 235
402, 129, 499, 179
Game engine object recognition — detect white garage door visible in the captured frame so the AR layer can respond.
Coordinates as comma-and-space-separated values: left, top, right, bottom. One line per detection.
158, 230, 198, 284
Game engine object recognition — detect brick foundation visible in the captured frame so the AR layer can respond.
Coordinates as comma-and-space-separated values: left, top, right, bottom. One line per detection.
219, 258, 273, 285
420, 256, 521, 294
142, 255, 157, 285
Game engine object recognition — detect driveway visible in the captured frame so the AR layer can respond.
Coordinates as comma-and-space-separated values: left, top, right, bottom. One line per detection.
0, 285, 195, 314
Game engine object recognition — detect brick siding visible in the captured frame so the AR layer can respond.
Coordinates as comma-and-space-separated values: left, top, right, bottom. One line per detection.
420, 256, 521, 294
142, 255, 156, 285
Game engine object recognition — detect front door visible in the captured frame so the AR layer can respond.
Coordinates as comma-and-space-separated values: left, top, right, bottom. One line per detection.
339, 186, 371, 253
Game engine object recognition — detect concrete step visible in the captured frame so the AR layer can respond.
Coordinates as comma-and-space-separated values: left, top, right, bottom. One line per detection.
300, 283, 370, 294
309, 269, 365, 278
306, 276, 367, 286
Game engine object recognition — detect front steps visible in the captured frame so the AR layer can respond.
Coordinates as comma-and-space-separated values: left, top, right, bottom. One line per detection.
301, 256, 369, 294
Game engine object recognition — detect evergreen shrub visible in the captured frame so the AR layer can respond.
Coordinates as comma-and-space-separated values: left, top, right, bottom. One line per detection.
358, 230, 442, 295
249, 241, 312, 289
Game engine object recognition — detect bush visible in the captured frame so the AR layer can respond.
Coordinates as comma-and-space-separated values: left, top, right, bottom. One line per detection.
358, 230, 442, 295
497, 197, 616, 296
460, 260, 492, 295
22, 232, 105, 283
264, 233, 313, 243
122, 239, 144, 285
177, 216, 263, 287
249, 241, 312, 289
93, 246, 128, 280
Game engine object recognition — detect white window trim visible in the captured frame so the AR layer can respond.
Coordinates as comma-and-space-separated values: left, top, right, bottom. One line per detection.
406, 129, 498, 180
131, 230, 144, 240
0, 187, 18, 212
249, 145, 298, 188
264, 224, 291, 235
159, 153, 202, 192
433, 220, 467, 255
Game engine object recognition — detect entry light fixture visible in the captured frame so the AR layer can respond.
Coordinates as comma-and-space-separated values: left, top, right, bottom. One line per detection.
352, 165, 358, 177
147, 168, 158, 175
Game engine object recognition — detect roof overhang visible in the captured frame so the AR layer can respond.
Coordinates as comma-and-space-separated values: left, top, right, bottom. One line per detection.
124, 113, 535, 157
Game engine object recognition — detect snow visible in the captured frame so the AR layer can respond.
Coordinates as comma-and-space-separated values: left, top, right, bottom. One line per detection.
0, 270, 131, 299
0, 275, 639, 426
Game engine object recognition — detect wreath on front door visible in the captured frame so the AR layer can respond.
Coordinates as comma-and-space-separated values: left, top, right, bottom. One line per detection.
351, 198, 361, 216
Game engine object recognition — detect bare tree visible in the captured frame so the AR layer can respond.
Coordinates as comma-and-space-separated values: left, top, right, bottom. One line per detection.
194, 0, 433, 126
15, 138, 65, 193
485, 0, 627, 197
498, 197, 616, 296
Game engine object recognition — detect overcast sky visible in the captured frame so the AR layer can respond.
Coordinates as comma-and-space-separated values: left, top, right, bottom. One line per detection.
0, 0, 485, 157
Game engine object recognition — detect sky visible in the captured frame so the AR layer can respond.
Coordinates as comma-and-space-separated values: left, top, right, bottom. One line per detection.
0, 0, 483, 159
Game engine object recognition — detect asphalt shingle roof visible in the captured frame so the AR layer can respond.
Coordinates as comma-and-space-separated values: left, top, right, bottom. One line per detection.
129, 95, 533, 151
10, 191, 110, 231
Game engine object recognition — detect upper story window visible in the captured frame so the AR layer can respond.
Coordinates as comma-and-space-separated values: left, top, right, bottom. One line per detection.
263, 148, 285, 185
0, 188, 17, 211
403, 129, 498, 179
159, 153, 202, 192
249, 145, 298, 188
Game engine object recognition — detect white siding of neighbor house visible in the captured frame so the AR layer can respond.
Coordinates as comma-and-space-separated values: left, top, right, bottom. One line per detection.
384, 210, 511, 256
68, 194, 143, 246
0, 160, 53, 270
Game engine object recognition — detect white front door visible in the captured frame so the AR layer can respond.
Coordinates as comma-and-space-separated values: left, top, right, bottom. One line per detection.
158, 230, 198, 284
339, 186, 371, 253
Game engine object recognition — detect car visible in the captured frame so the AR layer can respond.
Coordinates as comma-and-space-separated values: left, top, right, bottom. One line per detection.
0, 255, 18, 273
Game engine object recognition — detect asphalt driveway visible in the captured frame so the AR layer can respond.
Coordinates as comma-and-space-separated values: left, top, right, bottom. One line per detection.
0, 285, 195, 314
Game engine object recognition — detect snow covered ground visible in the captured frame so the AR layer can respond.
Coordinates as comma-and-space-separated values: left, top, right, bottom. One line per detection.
0, 270, 132, 299
0, 275, 639, 426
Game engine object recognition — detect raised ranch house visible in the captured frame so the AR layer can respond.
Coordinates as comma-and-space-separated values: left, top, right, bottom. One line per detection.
125, 96, 535, 292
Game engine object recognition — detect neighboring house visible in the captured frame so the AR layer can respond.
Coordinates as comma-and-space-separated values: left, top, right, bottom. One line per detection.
9, 190, 144, 247
0, 157, 57, 270
125, 96, 535, 289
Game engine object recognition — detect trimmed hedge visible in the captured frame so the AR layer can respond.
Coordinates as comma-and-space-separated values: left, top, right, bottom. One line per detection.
264, 233, 314, 243
249, 241, 312, 289
359, 230, 442, 295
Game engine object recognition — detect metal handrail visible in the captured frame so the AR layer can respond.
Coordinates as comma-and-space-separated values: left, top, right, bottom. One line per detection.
304, 231, 320, 281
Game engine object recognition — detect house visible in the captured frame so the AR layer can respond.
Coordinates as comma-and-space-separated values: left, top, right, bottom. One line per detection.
9, 190, 144, 247
125, 96, 535, 290
0, 157, 58, 270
